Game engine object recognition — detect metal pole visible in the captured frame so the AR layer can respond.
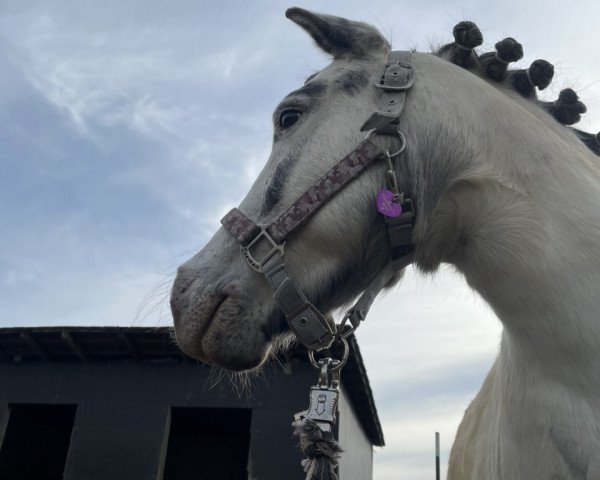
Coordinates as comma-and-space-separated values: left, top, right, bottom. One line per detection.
435, 432, 440, 480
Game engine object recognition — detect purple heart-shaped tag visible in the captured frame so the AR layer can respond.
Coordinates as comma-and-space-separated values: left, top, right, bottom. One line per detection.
376, 189, 402, 218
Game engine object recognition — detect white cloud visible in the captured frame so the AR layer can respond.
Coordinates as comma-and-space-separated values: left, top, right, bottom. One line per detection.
373, 396, 469, 480
354, 266, 500, 479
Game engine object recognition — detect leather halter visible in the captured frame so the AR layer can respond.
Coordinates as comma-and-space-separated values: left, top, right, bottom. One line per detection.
221, 51, 416, 351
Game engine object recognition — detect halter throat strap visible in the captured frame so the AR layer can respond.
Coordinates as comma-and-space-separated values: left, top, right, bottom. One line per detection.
220, 50, 416, 351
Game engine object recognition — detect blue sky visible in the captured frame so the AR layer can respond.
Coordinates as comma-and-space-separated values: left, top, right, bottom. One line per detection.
1, 1, 599, 479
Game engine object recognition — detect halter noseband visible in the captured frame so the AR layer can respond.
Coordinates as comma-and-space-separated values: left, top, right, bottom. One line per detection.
221, 51, 416, 351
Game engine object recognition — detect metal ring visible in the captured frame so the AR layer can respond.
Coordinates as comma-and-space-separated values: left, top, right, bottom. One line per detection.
387, 131, 406, 158
308, 337, 349, 372
366, 129, 406, 158
337, 311, 359, 339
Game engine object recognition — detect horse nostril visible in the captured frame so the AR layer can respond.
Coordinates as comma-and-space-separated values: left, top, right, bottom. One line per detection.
219, 280, 244, 298
172, 266, 196, 298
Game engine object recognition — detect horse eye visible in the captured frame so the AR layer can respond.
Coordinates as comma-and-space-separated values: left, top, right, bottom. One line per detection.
279, 110, 302, 129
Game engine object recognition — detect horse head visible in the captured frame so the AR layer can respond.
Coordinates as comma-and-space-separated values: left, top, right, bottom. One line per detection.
170, 7, 598, 372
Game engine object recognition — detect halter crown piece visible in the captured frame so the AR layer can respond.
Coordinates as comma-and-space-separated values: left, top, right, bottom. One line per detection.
221, 51, 416, 352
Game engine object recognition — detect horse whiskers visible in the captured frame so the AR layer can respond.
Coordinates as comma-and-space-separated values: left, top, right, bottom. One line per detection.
226, 370, 262, 401
196, 344, 305, 401
268, 350, 288, 372
203, 365, 226, 393
135, 271, 176, 325
199, 363, 267, 402
270, 332, 297, 357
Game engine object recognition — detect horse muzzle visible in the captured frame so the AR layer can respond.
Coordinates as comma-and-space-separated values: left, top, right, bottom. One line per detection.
171, 264, 272, 371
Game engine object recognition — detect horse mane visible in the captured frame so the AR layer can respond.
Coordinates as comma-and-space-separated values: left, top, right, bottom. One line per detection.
434, 21, 599, 157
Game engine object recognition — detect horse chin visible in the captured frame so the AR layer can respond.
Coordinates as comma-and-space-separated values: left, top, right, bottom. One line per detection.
173, 286, 272, 371
201, 305, 271, 371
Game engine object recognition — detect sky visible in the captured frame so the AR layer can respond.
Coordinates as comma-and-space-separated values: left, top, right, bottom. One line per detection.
1, 1, 599, 479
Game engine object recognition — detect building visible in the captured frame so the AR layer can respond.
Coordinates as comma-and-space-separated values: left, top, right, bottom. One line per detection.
0, 327, 383, 480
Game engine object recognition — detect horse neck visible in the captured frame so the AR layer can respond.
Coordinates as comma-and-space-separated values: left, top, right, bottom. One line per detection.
408, 55, 600, 387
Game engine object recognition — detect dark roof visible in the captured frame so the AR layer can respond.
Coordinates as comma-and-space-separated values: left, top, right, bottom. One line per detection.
0, 326, 384, 446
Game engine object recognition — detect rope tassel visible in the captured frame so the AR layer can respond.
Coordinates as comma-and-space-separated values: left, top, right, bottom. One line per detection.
293, 419, 343, 480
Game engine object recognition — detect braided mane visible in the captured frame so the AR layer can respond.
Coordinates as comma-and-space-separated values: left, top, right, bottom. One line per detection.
435, 21, 599, 156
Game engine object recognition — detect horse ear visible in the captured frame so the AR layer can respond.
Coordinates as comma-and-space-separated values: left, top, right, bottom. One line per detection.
285, 7, 390, 59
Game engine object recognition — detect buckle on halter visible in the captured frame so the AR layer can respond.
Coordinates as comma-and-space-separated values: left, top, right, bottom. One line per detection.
374, 61, 414, 92
241, 225, 284, 273
287, 303, 335, 351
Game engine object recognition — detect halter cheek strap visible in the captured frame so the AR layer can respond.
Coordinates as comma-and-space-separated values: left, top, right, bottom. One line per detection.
220, 50, 416, 351
221, 139, 383, 350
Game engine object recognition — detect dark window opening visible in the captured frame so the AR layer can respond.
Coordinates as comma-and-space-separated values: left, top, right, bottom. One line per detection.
163, 407, 251, 480
0, 403, 77, 480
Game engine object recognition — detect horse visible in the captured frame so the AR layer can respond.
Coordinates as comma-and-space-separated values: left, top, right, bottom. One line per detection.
170, 7, 600, 479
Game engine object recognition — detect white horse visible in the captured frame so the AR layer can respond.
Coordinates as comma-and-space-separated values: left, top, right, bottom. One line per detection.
170, 8, 600, 479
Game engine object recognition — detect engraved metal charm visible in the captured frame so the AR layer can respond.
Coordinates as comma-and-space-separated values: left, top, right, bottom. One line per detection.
294, 357, 341, 433
305, 386, 339, 432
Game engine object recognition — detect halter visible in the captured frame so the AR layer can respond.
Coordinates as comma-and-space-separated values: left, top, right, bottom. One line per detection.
221, 50, 416, 354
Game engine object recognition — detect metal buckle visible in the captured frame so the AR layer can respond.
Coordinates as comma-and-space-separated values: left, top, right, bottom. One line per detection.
374, 77, 415, 91
337, 309, 363, 339
308, 337, 349, 371
374, 63, 415, 92
240, 225, 284, 273
366, 129, 406, 159
287, 303, 335, 351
